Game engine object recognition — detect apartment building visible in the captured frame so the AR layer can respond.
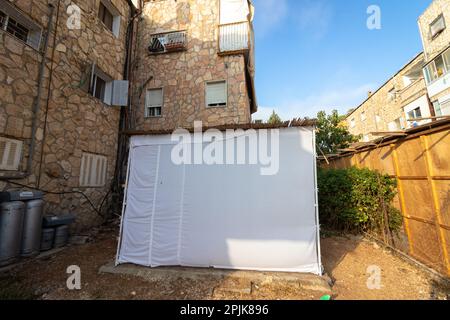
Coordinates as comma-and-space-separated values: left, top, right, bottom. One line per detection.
419, 0, 450, 116
0, 0, 135, 230
130, 0, 257, 131
347, 0, 450, 142
0, 0, 257, 230
347, 53, 430, 141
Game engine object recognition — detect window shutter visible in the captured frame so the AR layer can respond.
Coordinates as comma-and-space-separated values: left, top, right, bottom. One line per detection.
80, 152, 107, 187
206, 81, 227, 106
146, 88, 163, 108
111, 80, 129, 106
0, 137, 23, 171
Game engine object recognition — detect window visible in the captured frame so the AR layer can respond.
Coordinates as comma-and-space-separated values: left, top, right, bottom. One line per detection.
206, 81, 227, 107
360, 111, 366, 121
0, 0, 42, 50
407, 107, 422, 120
387, 88, 396, 102
85, 63, 128, 106
430, 14, 445, 39
0, 137, 23, 171
423, 48, 450, 84
433, 100, 442, 116
79, 152, 108, 187
98, 0, 121, 37
145, 88, 163, 117
350, 118, 355, 128
89, 67, 112, 103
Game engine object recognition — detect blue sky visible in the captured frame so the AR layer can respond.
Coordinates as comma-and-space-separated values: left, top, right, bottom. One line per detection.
251, 0, 433, 121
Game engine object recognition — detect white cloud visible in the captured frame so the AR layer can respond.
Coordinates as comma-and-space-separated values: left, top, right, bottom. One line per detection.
253, 0, 333, 39
253, 0, 288, 36
252, 83, 376, 122
294, 0, 333, 39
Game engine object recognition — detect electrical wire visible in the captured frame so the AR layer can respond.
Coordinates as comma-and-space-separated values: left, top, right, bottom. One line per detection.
3, 180, 110, 218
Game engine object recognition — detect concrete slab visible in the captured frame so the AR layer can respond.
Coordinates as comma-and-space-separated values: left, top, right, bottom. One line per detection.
99, 261, 332, 298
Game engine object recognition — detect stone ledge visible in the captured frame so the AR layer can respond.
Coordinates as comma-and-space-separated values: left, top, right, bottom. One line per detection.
99, 261, 332, 296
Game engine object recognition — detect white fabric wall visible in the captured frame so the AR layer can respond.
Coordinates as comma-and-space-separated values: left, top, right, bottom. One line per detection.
116, 127, 321, 274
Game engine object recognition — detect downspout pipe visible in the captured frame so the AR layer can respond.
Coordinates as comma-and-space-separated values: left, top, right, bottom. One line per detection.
0, 3, 56, 181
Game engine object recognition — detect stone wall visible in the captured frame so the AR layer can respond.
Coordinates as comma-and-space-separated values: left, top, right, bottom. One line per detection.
131, 0, 252, 131
418, 0, 450, 61
0, 0, 131, 231
347, 54, 429, 141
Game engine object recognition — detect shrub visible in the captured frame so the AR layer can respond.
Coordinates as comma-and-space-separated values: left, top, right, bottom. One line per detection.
317, 167, 402, 234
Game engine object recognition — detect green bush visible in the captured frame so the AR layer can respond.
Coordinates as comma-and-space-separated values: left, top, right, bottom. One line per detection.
317, 167, 402, 234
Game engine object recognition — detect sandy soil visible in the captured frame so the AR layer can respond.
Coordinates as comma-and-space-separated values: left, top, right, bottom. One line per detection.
0, 226, 448, 300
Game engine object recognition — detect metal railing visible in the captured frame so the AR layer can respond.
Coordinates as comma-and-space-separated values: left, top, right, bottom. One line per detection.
399, 77, 427, 105
218, 21, 250, 54
148, 30, 187, 54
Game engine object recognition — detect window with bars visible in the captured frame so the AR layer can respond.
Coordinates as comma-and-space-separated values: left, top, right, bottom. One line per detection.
145, 88, 163, 117
79, 153, 108, 187
0, 137, 23, 171
0, 1, 42, 50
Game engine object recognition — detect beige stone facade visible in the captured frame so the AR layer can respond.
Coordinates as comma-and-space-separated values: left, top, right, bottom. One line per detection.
346, 53, 430, 141
0, 0, 257, 231
130, 0, 256, 131
418, 0, 450, 112
0, 0, 132, 230
346, 0, 450, 141
418, 0, 450, 62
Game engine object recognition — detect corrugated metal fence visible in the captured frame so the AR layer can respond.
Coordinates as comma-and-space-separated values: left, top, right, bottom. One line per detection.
321, 119, 450, 277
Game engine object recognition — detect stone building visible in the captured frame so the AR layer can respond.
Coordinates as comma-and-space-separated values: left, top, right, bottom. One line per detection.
0, 0, 136, 230
347, 0, 450, 142
419, 0, 450, 116
0, 0, 257, 230
347, 53, 430, 142
130, 0, 257, 131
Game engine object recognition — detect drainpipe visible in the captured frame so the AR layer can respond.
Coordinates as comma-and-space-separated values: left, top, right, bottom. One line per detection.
37, 0, 61, 188
113, 0, 141, 190
0, 3, 56, 181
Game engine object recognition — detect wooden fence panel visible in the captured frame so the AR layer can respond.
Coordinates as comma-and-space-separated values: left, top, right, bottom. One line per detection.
322, 126, 450, 277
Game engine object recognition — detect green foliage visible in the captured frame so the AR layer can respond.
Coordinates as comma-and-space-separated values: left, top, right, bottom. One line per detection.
316, 110, 359, 154
317, 167, 403, 234
267, 110, 283, 125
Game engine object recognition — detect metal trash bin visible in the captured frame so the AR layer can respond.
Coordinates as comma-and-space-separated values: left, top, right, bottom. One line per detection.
21, 199, 44, 257
40, 228, 55, 251
0, 201, 25, 266
54, 225, 70, 248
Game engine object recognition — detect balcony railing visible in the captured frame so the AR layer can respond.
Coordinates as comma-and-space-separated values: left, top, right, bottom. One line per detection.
148, 30, 187, 54
218, 21, 250, 54
399, 78, 427, 105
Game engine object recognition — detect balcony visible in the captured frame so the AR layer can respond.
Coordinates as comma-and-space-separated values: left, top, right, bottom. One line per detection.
399, 78, 427, 105
218, 21, 251, 55
148, 30, 187, 54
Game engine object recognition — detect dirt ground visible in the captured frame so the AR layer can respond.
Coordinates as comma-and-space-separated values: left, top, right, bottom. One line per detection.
0, 226, 448, 300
